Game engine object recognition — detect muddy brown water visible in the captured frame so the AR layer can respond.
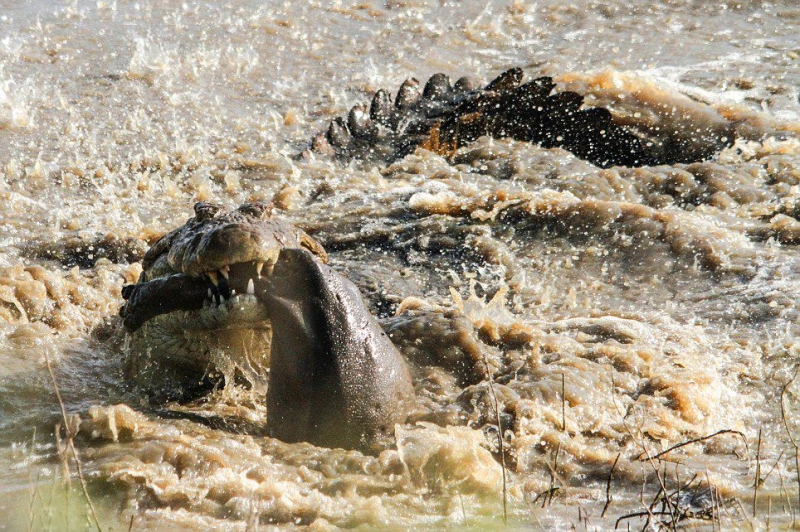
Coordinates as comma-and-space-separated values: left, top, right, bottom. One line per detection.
0, 0, 798, 530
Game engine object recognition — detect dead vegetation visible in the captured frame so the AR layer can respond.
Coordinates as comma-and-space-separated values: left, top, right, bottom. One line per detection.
507, 371, 800, 530
22, 351, 105, 532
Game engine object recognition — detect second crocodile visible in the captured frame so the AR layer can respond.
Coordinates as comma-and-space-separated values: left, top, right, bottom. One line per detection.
306, 67, 737, 168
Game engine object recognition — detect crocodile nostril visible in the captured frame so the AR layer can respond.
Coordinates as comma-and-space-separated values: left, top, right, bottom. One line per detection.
121, 284, 136, 300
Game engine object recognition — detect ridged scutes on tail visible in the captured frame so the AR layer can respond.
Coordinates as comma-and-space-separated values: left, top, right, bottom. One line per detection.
305, 68, 734, 169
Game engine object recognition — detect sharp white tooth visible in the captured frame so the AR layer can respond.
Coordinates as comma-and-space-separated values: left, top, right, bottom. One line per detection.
207, 288, 213, 298
220, 265, 230, 280
255, 261, 264, 277
220, 295, 226, 303
247, 278, 255, 295
207, 271, 219, 286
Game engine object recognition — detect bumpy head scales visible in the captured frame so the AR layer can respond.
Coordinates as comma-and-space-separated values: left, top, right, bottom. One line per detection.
140, 201, 326, 281
121, 201, 327, 332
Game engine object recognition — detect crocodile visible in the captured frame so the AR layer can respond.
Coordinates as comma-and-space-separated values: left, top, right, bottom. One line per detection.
120, 201, 414, 452
306, 67, 735, 168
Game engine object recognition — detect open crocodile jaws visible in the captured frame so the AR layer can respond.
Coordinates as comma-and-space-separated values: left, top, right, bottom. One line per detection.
120, 201, 413, 452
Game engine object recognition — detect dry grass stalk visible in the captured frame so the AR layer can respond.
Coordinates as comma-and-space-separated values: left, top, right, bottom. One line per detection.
482, 353, 507, 525
522, 496, 546, 531
458, 492, 468, 527
733, 497, 753, 529
27, 471, 43, 532
777, 467, 794, 523
601, 453, 620, 518
761, 450, 785, 487
704, 470, 720, 532
533, 442, 562, 508
44, 469, 60, 530
637, 429, 748, 462
26, 428, 45, 532
766, 495, 771, 530
780, 367, 799, 527
43, 350, 103, 532
561, 373, 566, 434
753, 428, 762, 517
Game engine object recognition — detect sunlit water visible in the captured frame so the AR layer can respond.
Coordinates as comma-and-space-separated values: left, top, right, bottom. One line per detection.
0, 1, 798, 530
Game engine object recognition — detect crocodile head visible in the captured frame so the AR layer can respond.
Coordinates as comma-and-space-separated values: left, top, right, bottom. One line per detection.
119, 201, 414, 452
120, 201, 327, 401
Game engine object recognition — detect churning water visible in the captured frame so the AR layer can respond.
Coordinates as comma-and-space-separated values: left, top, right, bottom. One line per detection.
0, 0, 798, 529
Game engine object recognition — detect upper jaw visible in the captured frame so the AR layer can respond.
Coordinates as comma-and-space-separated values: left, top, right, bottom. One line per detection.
160, 202, 328, 279
123, 201, 329, 331
174, 225, 286, 278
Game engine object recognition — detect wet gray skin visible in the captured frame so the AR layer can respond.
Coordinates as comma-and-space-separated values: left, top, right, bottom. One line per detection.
261, 248, 414, 452
120, 201, 414, 452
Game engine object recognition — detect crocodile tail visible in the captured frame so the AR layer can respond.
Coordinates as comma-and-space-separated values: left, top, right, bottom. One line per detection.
310, 69, 658, 168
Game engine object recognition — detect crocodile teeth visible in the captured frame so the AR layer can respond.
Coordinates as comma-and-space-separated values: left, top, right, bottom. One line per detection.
247, 278, 255, 295
207, 271, 219, 286
255, 261, 264, 278
267, 248, 282, 275
220, 265, 230, 280
207, 288, 213, 299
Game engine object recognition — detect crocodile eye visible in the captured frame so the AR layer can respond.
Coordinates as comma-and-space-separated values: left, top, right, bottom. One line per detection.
238, 202, 273, 219
194, 202, 221, 221
300, 235, 328, 263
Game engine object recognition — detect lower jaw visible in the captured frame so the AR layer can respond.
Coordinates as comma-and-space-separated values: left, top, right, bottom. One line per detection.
125, 298, 274, 400
194, 293, 271, 329
129, 293, 270, 331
